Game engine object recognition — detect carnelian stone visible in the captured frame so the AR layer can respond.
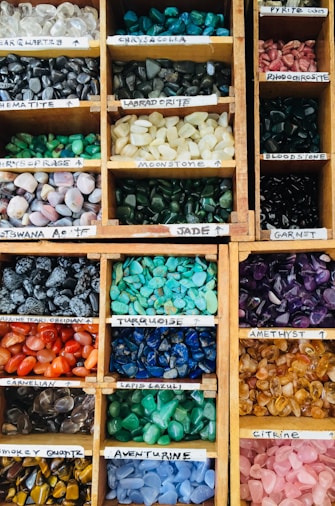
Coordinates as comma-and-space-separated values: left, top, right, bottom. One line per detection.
0, 322, 10, 336
26, 336, 45, 351
37, 323, 58, 344
74, 332, 92, 346
64, 339, 82, 354
72, 366, 90, 377
36, 349, 56, 364
60, 327, 74, 343
4, 353, 25, 373
1, 332, 26, 348
10, 322, 32, 335
51, 356, 71, 375
0, 346, 11, 366
17, 356, 37, 376
84, 349, 98, 370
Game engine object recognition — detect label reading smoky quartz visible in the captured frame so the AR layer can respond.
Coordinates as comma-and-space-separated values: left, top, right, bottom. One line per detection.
104, 447, 207, 461
168, 223, 229, 237
0, 99, 80, 110
0, 378, 81, 387
0, 445, 85, 458
135, 160, 222, 169
266, 72, 329, 83
0, 158, 84, 169
252, 430, 333, 440
120, 94, 218, 109
0, 225, 97, 240
0, 37, 90, 50
111, 315, 215, 327
248, 328, 327, 340
260, 6, 327, 16
116, 381, 201, 390
0, 315, 93, 324
107, 35, 211, 46
270, 228, 327, 241
263, 153, 327, 161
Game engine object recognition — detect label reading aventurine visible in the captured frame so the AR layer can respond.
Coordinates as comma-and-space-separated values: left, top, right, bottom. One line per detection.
0, 37, 89, 50
0, 99, 80, 110
0, 158, 84, 169
263, 153, 327, 161
252, 430, 334, 440
116, 381, 201, 390
260, 6, 327, 16
104, 447, 207, 461
107, 35, 211, 46
270, 228, 327, 241
0, 378, 81, 387
111, 315, 215, 327
266, 72, 329, 83
0, 315, 93, 324
135, 160, 222, 169
0, 225, 97, 240
168, 223, 229, 237
248, 328, 327, 340
0, 444, 85, 458
120, 94, 218, 109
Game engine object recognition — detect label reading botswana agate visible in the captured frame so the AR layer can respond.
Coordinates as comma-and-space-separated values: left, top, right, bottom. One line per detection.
104, 447, 207, 461
0, 226, 97, 240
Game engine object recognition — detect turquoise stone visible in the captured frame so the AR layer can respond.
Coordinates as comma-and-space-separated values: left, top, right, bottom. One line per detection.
111, 301, 129, 314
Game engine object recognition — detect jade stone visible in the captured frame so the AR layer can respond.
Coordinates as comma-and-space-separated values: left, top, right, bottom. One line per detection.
107, 390, 216, 444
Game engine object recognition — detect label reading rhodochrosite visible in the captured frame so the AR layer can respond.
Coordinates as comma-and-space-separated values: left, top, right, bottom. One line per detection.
266, 72, 329, 83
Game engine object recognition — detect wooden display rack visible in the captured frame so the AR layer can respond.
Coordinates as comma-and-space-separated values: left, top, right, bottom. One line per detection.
230, 239, 335, 505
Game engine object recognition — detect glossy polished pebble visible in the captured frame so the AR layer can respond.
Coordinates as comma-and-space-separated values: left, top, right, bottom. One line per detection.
116, 177, 232, 225
0, 171, 101, 228
0, 256, 100, 317
110, 255, 218, 316
3, 386, 95, 434
0, 54, 100, 101
259, 39, 317, 72
116, 8, 229, 36
260, 97, 319, 153
0, 1, 99, 38
111, 111, 234, 161
5, 132, 101, 159
239, 251, 335, 328
0, 457, 92, 506
239, 338, 335, 418
106, 458, 215, 505
260, 174, 319, 229
113, 59, 230, 99
107, 389, 216, 444
110, 327, 216, 379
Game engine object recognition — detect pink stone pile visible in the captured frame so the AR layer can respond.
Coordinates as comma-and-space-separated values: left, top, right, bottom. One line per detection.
240, 439, 335, 505
258, 39, 317, 72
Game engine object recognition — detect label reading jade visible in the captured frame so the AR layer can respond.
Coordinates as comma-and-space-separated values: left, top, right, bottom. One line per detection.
120, 95, 217, 109
104, 447, 207, 461
111, 315, 215, 327
136, 160, 222, 169
263, 153, 327, 161
168, 223, 229, 237
252, 430, 334, 440
0, 445, 85, 458
0, 378, 81, 387
0, 37, 89, 50
0, 315, 93, 324
248, 328, 327, 340
270, 228, 327, 241
0, 158, 84, 169
0, 99, 80, 110
116, 381, 201, 390
260, 7, 327, 16
266, 72, 329, 83
107, 35, 211, 46
0, 225, 97, 240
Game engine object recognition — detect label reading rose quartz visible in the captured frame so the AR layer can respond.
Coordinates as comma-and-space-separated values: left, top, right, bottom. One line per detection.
0, 315, 93, 324
0, 226, 97, 240
266, 72, 329, 83
270, 228, 327, 241
0, 99, 80, 110
168, 223, 229, 237
136, 160, 222, 169
263, 153, 327, 161
116, 381, 201, 390
120, 94, 218, 109
0, 378, 81, 387
0, 445, 85, 458
111, 315, 215, 327
252, 430, 334, 440
107, 35, 211, 46
0, 158, 84, 169
104, 447, 207, 461
248, 328, 327, 340
260, 7, 327, 16
0, 37, 90, 50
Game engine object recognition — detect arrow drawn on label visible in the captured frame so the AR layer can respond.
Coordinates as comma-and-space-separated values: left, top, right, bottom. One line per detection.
214, 160, 221, 167
73, 40, 79, 46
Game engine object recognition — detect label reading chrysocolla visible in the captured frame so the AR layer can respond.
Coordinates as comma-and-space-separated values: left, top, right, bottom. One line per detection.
0, 158, 84, 169
107, 35, 211, 46
0, 37, 90, 50
263, 153, 327, 161
248, 328, 327, 340
265, 72, 329, 83
252, 430, 333, 440
0, 99, 80, 110
111, 315, 215, 327
270, 228, 327, 241
120, 94, 218, 109
104, 447, 207, 461
260, 6, 328, 16
0, 445, 85, 458
0, 225, 97, 240
116, 381, 201, 390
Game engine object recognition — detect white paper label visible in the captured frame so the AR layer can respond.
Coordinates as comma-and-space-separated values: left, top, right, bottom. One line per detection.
120, 94, 218, 109
107, 35, 211, 46
0, 37, 90, 50
116, 381, 201, 390
104, 447, 207, 461
111, 315, 215, 327
248, 328, 327, 340
266, 72, 329, 83
263, 153, 327, 161
0, 315, 93, 324
270, 228, 327, 241
0, 378, 81, 387
168, 223, 229, 237
0, 99, 80, 110
0, 444, 85, 458
260, 6, 327, 16
0, 158, 84, 169
0, 225, 97, 240
252, 430, 334, 440
135, 159, 222, 169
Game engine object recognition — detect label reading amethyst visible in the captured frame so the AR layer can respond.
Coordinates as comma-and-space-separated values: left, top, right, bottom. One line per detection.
104, 447, 207, 461
247, 328, 327, 340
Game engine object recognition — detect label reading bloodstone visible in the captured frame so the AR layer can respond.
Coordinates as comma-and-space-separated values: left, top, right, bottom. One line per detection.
0, 445, 85, 458
262, 153, 327, 161
111, 315, 215, 327
252, 430, 334, 440
260, 7, 328, 16
104, 447, 207, 461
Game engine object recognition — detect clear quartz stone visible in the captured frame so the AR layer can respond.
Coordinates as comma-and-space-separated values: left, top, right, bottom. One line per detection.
49, 18, 67, 37
56, 2, 75, 19
1, 1, 15, 16
18, 2, 33, 17
20, 18, 43, 36
66, 17, 87, 36
35, 4, 57, 19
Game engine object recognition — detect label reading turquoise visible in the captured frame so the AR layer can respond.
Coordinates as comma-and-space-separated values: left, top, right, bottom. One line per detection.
111, 315, 215, 327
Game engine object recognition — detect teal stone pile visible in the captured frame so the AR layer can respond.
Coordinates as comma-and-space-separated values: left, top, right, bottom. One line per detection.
106, 389, 216, 444
5, 132, 101, 159
115, 7, 230, 36
110, 256, 218, 316
116, 177, 232, 225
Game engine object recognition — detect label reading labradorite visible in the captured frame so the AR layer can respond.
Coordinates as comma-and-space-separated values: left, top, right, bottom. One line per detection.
266, 72, 329, 83
0, 99, 80, 110
0, 315, 93, 324
168, 223, 229, 237
107, 35, 211, 46
0, 445, 85, 458
252, 430, 333, 440
260, 7, 327, 16
247, 328, 327, 340
104, 447, 207, 461
0, 378, 81, 387
0, 37, 89, 49
120, 95, 218, 109
0, 226, 97, 240
270, 228, 327, 241
116, 381, 201, 390
111, 315, 215, 327
0, 158, 84, 168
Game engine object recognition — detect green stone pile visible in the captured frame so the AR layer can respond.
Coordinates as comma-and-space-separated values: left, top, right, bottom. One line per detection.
107, 389, 216, 444
110, 256, 218, 315
5, 132, 101, 159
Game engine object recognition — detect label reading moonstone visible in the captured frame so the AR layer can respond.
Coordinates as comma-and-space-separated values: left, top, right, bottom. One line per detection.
0, 37, 90, 50
266, 72, 329, 82
0, 445, 85, 458
260, 7, 327, 16
0, 378, 81, 387
168, 223, 229, 237
0, 158, 84, 169
111, 315, 215, 327
104, 447, 207, 461
0, 315, 93, 324
270, 228, 327, 241
0, 99, 80, 110
116, 381, 201, 390
263, 153, 327, 161
0, 226, 97, 240
136, 160, 222, 168
248, 328, 327, 340
252, 430, 334, 440
107, 35, 211, 46
120, 95, 218, 109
